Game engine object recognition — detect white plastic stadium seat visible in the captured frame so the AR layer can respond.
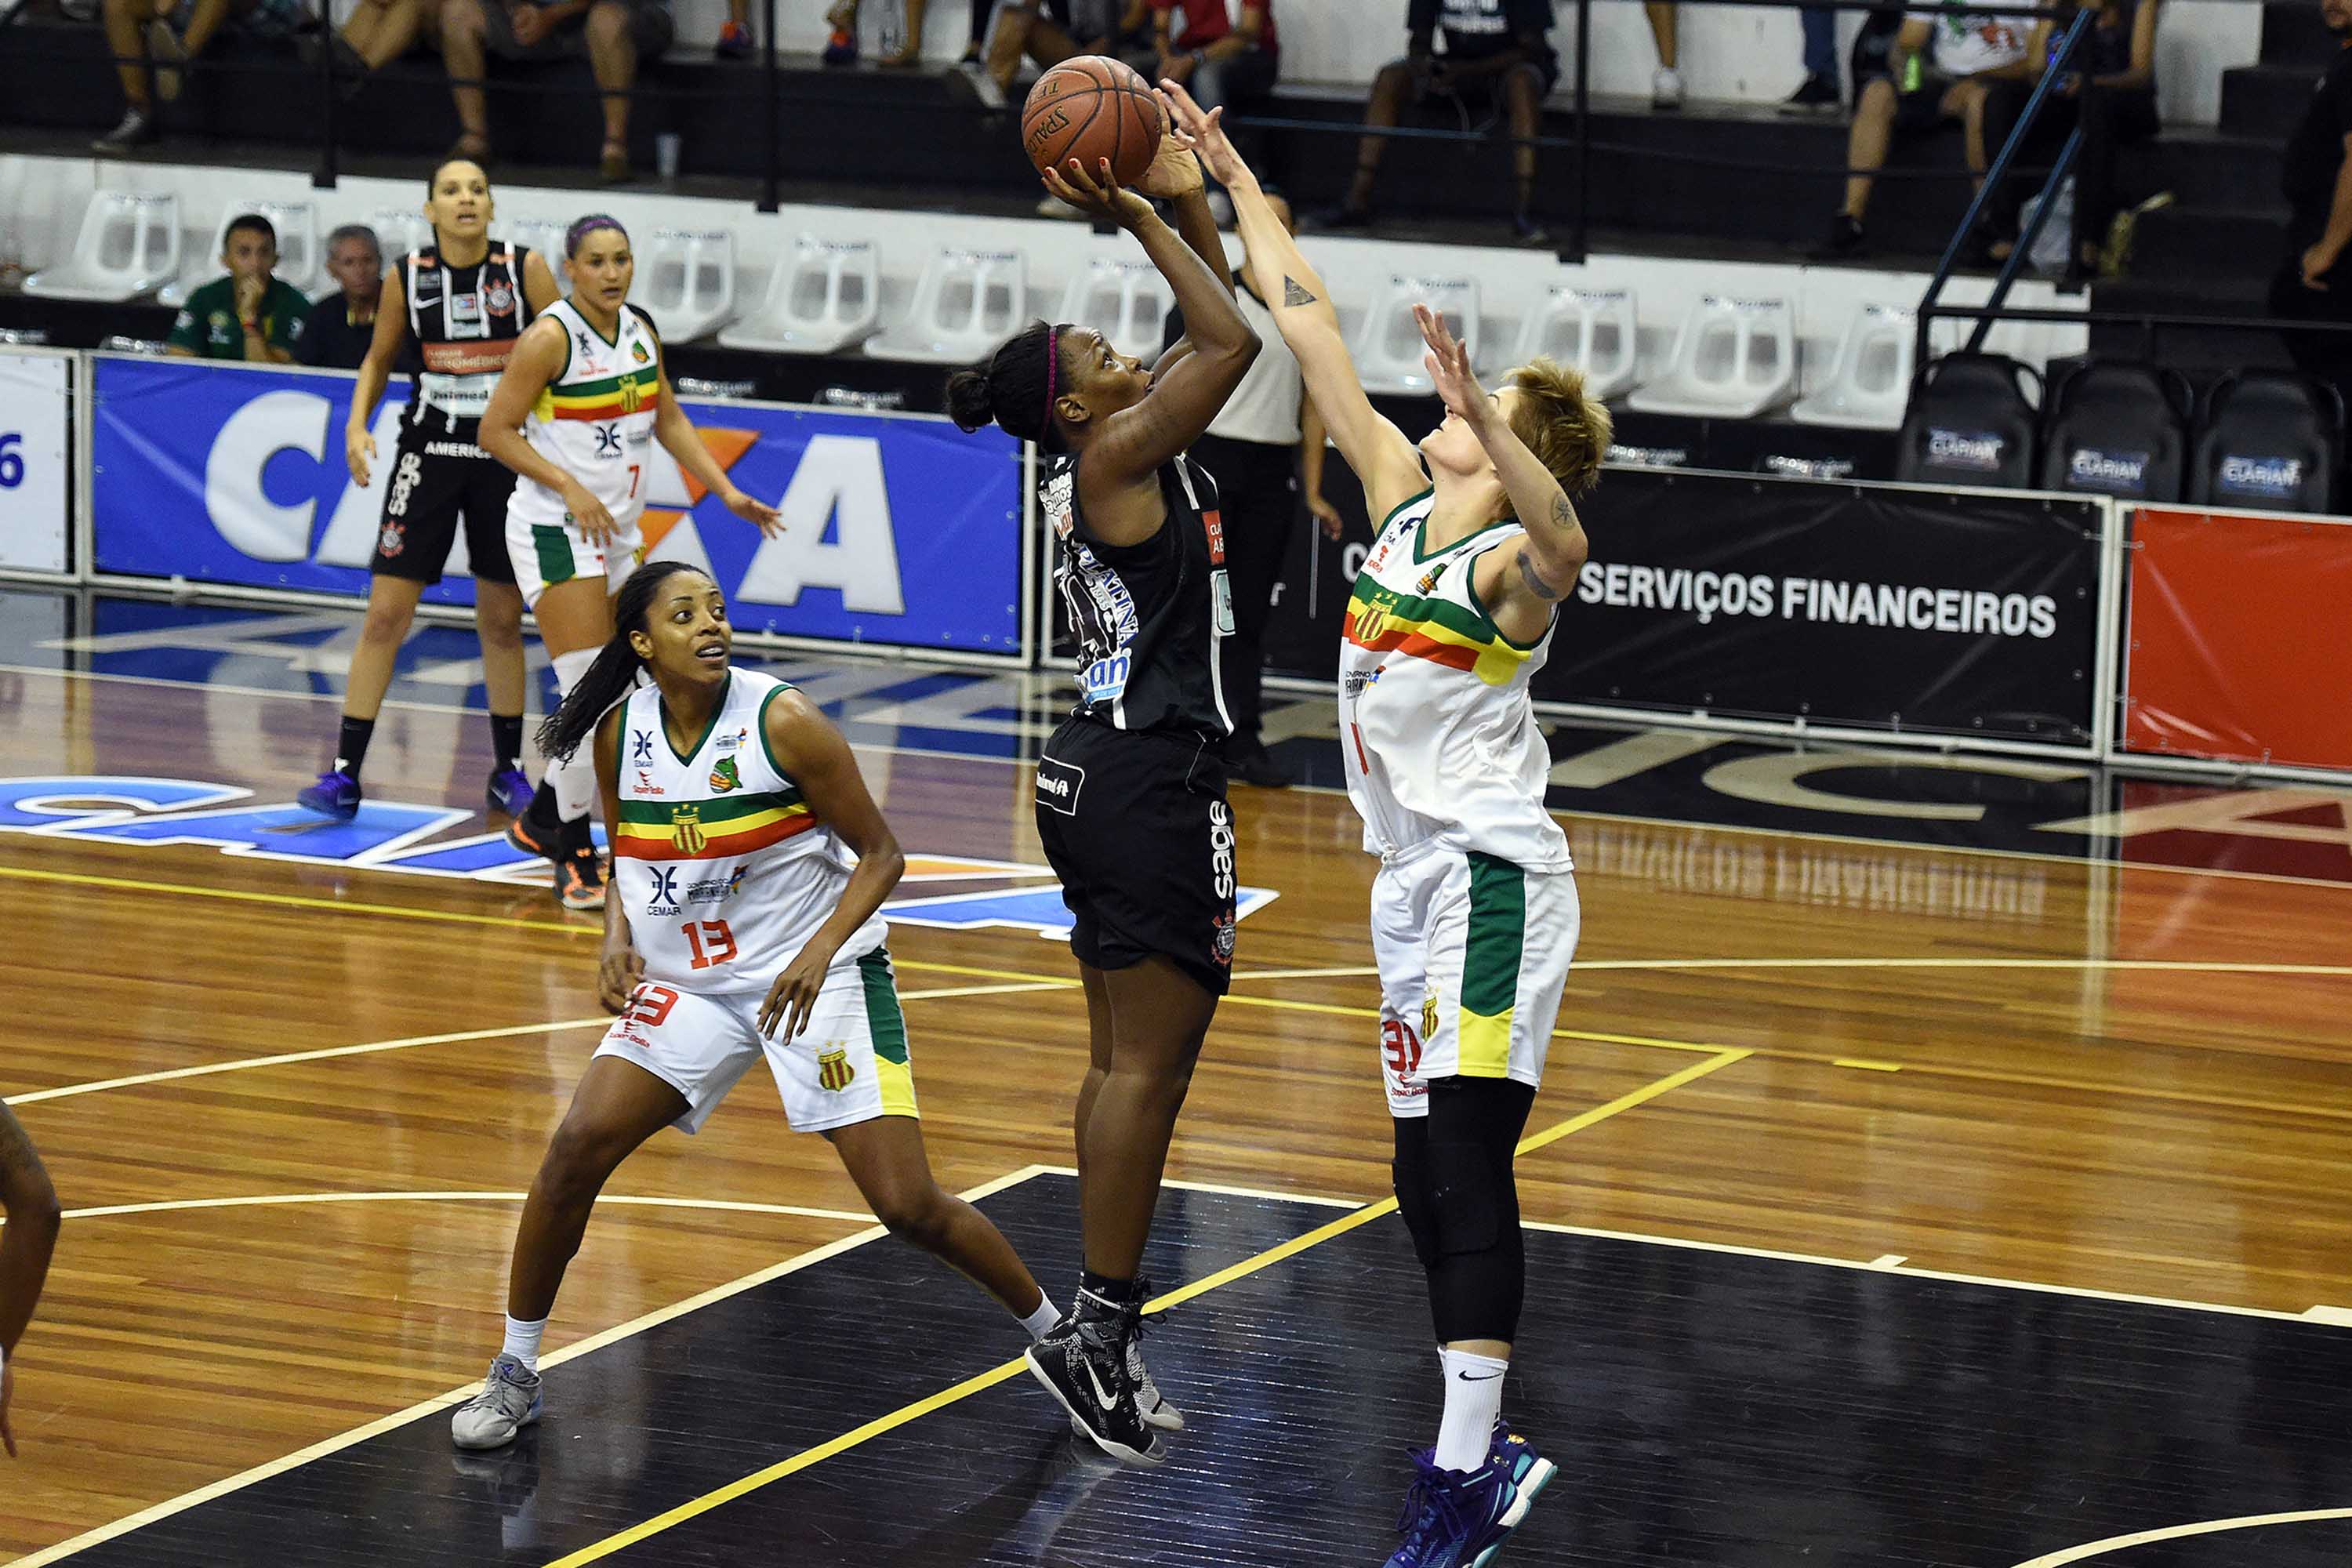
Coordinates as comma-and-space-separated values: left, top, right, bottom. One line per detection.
719, 235, 881, 355
866, 247, 1027, 365
500, 216, 571, 274
1791, 303, 1916, 430
1055, 256, 1175, 362
1627, 294, 1798, 419
160, 199, 323, 307
24, 192, 181, 303
637, 227, 736, 343
366, 207, 434, 267
1355, 274, 1479, 397
1506, 285, 1639, 401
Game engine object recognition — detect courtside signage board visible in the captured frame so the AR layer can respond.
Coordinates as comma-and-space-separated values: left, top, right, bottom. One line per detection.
1541, 470, 2102, 745
88, 356, 1023, 655
0, 349, 71, 575
2123, 506, 2352, 772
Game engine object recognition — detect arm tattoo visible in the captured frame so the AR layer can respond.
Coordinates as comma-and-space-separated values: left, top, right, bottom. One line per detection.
1515, 548, 1565, 601
1551, 492, 1576, 530
1282, 276, 1319, 308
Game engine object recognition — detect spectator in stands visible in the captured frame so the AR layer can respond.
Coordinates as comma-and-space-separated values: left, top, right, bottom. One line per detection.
1322, 0, 1557, 245
2270, 0, 2352, 408
953, 0, 1151, 111
437, 0, 674, 182
822, 0, 989, 67
1981, 0, 2161, 274
1784, 7, 1841, 112
716, 0, 754, 56
307, 0, 438, 83
165, 214, 310, 364
1817, 8, 2031, 258
1154, 0, 1276, 119
1158, 191, 1328, 788
1644, 3, 1682, 109
93, 0, 304, 152
299, 226, 386, 371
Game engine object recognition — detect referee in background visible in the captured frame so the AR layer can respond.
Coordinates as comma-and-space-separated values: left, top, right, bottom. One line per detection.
1160, 190, 1329, 788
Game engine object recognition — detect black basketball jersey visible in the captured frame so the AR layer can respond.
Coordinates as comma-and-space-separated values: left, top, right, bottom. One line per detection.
401, 240, 535, 434
1045, 450, 1234, 740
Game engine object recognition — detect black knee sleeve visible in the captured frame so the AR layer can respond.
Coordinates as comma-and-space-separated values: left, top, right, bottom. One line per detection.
1392, 1116, 1440, 1272
1422, 1076, 1534, 1343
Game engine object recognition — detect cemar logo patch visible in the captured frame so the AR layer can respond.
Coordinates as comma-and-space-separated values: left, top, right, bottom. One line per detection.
709, 756, 742, 793
671, 804, 707, 856
817, 1045, 856, 1092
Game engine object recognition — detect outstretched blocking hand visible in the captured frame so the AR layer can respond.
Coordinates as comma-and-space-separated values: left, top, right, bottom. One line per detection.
1415, 303, 1490, 434
1158, 80, 1251, 189
1134, 100, 1204, 201
1041, 158, 1155, 228
720, 485, 784, 537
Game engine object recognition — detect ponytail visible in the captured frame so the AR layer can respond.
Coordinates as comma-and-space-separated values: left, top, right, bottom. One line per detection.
534, 561, 714, 763
946, 319, 1068, 450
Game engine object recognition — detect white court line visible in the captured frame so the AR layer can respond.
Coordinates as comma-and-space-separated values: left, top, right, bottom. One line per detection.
1232, 958, 2352, 980
7, 1163, 1055, 1568
3, 982, 1063, 1109
1029, 1164, 1363, 1212
1515, 1217, 2339, 1326
20, 662, 2352, 895
40, 1191, 875, 1226
2009, 1508, 2352, 1566
0, 662, 1030, 775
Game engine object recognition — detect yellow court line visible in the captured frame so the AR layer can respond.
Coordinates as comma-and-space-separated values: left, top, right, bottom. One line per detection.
1835, 1058, 1904, 1073
2009, 1508, 2352, 1567
9, 1165, 1054, 1568
535, 1052, 1744, 1567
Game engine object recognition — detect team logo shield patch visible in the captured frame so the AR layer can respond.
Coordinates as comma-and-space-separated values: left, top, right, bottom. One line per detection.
670, 804, 707, 856
816, 1046, 856, 1092
630, 339, 650, 364
709, 756, 742, 793
1421, 993, 1439, 1045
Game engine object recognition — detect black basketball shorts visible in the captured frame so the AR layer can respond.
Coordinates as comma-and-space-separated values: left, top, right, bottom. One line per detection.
1034, 717, 1237, 997
370, 421, 520, 586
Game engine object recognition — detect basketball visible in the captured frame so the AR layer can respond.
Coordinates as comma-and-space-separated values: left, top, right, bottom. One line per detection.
1021, 54, 1163, 189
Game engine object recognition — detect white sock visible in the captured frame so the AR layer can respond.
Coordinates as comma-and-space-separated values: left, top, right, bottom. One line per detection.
1015, 1292, 1062, 1341
547, 647, 601, 825
501, 1313, 548, 1373
1434, 1348, 1507, 1472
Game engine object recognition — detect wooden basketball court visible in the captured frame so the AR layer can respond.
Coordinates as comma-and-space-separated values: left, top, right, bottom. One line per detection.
6, 590, 2352, 1566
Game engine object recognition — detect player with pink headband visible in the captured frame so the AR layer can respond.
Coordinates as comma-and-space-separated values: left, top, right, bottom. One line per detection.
945, 118, 1261, 1467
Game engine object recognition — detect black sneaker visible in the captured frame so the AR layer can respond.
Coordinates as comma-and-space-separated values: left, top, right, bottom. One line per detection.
505, 782, 564, 862
1777, 71, 1840, 114
1025, 1326, 1167, 1466
1812, 212, 1866, 261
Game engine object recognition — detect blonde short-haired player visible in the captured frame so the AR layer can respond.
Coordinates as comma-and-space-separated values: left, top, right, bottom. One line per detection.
1166, 80, 1612, 1568
479, 214, 782, 911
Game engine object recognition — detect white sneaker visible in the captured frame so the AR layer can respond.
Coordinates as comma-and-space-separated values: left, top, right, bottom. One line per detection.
959, 59, 1007, 111
1651, 66, 1683, 111
1127, 1335, 1185, 1431
451, 1354, 543, 1450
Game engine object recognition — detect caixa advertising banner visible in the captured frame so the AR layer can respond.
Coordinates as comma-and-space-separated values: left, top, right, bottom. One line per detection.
1539, 470, 2103, 744
88, 355, 1024, 656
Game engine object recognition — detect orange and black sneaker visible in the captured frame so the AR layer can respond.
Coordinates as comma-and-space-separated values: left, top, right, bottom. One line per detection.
553, 848, 605, 913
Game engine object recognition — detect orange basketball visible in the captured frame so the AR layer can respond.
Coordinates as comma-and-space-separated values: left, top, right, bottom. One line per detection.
1021, 54, 1163, 190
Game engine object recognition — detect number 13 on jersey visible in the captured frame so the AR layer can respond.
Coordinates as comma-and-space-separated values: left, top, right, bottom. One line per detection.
681, 919, 737, 970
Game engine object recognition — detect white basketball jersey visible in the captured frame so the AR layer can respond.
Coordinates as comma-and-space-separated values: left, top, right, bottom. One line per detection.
1338, 490, 1573, 872
509, 298, 663, 531
611, 670, 884, 993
